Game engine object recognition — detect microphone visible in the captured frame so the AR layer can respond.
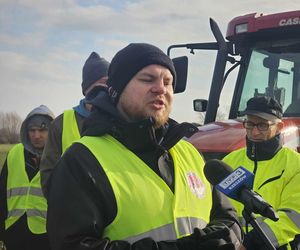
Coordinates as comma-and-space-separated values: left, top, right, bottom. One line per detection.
204, 159, 279, 221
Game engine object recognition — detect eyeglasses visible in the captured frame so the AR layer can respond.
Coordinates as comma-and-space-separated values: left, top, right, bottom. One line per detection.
243, 120, 276, 131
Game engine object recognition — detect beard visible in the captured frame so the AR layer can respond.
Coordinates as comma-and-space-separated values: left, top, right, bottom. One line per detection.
118, 99, 172, 128
151, 108, 171, 128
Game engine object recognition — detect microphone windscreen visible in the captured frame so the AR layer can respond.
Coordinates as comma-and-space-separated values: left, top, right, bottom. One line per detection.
204, 159, 233, 185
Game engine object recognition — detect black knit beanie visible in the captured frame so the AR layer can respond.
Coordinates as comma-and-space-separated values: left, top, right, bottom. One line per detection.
81, 52, 110, 96
107, 43, 176, 103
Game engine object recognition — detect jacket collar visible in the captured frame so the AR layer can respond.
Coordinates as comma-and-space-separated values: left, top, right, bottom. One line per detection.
246, 134, 283, 161
82, 93, 198, 153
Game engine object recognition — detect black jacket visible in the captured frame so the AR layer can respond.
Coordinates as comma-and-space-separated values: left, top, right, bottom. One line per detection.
47, 95, 242, 250
40, 110, 85, 198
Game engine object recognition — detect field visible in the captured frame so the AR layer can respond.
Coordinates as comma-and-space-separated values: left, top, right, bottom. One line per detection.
0, 144, 14, 171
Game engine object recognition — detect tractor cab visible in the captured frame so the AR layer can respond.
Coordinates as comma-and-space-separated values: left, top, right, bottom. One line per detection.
168, 11, 300, 160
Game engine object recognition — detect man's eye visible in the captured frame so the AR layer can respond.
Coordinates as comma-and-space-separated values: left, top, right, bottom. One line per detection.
164, 80, 172, 86
139, 78, 153, 82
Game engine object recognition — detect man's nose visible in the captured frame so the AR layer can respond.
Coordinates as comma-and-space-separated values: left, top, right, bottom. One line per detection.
33, 131, 42, 138
151, 79, 166, 94
251, 125, 261, 135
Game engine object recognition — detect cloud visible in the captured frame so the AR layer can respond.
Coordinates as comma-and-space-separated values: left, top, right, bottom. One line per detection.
0, 0, 299, 121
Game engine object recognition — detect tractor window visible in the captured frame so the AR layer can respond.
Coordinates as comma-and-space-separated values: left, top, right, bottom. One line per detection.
238, 51, 269, 112
238, 48, 298, 117
277, 60, 293, 111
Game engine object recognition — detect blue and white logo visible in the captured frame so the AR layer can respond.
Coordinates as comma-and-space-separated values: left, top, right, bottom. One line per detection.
216, 166, 254, 200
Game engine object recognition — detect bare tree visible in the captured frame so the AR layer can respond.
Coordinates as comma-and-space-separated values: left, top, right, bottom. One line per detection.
216, 107, 229, 122
0, 111, 22, 144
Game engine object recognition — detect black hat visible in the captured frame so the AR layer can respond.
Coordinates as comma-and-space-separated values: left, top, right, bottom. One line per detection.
81, 52, 109, 96
107, 43, 176, 103
243, 96, 283, 121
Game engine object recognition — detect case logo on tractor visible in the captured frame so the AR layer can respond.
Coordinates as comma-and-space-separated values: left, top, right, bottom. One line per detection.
279, 17, 300, 26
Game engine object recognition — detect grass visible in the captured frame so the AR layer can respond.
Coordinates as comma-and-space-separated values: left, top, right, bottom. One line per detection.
0, 144, 14, 171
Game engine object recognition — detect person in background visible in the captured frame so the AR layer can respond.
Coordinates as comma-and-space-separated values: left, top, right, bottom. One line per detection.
40, 52, 109, 198
223, 96, 300, 250
0, 105, 55, 250
47, 43, 243, 250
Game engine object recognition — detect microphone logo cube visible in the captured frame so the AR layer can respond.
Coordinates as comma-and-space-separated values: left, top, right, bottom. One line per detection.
216, 166, 254, 200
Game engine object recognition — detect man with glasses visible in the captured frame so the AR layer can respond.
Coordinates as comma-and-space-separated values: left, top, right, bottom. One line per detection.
223, 96, 300, 250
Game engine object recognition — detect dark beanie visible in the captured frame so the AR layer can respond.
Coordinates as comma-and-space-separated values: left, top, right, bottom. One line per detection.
107, 43, 176, 103
81, 52, 110, 95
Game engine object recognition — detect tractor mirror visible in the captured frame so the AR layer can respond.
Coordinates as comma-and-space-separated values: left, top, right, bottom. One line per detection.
193, 99, 208, 112
172, 56, 188, 94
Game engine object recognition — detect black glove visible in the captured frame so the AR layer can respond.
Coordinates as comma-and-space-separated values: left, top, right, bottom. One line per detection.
197, 222, 241, 249
243, 230, 271, 250
176, 222, 240, 250
177, 235, 235, 250
80, 237, 131, 250
80, 237, 163, 250
79, 223, 239, 250
132, 238, 159, 250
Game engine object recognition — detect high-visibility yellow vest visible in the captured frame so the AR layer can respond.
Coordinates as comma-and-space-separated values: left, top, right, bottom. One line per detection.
62, 109, 80, 153
78, 135, 212, 243
223, 147, 300, 249
6, 143, 47, 234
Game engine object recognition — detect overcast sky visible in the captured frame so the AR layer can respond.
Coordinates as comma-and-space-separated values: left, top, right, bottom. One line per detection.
0, 0, 299, 123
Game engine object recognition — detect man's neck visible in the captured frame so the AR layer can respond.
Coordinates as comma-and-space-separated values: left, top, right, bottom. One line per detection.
246, 134, 283, 161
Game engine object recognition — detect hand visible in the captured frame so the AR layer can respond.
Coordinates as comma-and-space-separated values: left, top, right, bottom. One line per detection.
192, 223, 231, 242
242, 230, 265, 250
80, 237, 130, 250
194, 222, 242, 249
177, 236, 235, 250
80, 237, 159, 250
177, 222, 241, 250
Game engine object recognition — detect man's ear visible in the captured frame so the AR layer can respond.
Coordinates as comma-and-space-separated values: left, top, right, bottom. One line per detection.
276, 121, 284, 133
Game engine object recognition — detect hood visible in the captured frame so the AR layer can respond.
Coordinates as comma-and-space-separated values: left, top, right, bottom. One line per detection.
20, 105, 55, 156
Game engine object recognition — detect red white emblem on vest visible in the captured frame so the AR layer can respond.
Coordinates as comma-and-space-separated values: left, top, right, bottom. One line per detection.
186, 172, 206, 199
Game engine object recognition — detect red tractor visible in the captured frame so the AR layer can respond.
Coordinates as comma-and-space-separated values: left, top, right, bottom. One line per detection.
168, 10, 300, 160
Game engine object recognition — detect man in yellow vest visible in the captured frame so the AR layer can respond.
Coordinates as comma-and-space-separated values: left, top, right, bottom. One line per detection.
0, 105, 54, 250
47, 43, 243, 250
223, 96, 300, 250
40, 52, 110, 198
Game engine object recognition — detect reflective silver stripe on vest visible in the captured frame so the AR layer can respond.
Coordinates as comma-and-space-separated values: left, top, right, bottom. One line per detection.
259, 221, 280, 248
177, 217, 207, 236
7, 209, 25, 218
278, 208, 300, 228
8, 209, 46, 219
7, 187, 28, 198
124, 223, 176, 243
124, 217, 207, 243
7, 187, 44, 198
28, 187, 44, 197
26, 209, 47, 219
